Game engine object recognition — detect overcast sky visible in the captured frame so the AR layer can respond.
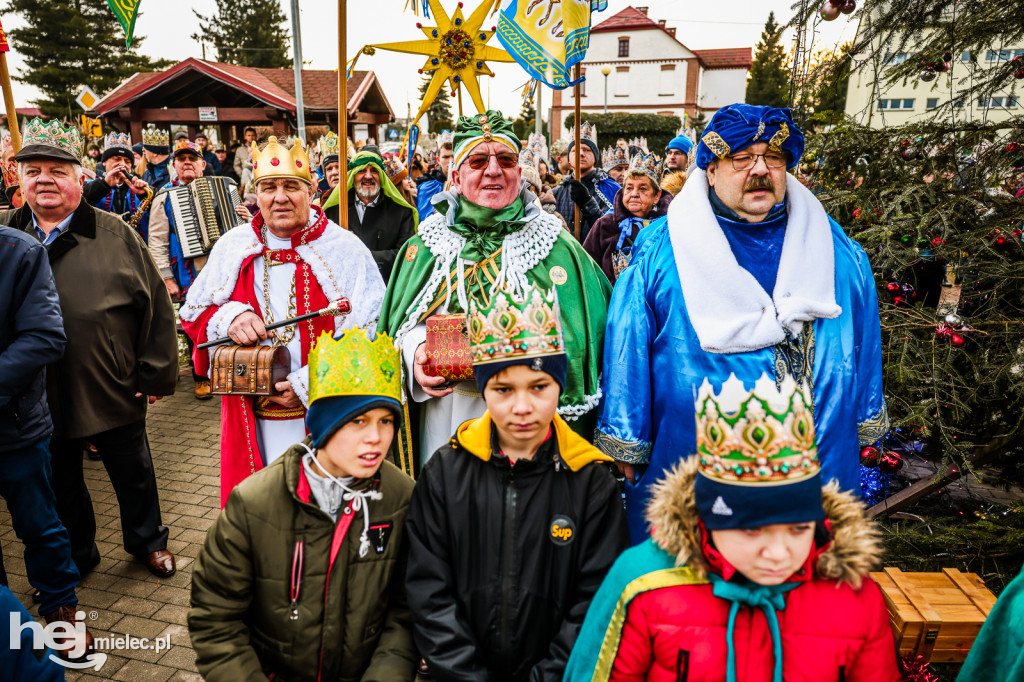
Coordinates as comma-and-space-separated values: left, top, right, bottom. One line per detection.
2, 0, 859, 126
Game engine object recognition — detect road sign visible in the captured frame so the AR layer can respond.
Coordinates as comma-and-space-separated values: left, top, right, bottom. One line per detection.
75, 87, 99, 112
80, 115, 101, 137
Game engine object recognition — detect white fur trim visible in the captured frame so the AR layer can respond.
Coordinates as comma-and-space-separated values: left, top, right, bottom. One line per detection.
204, 301, 255, 363
557, 387, 603, 421
667, 170, 841, 354
288, 365, 310, 408
393, 209, 563, 349
181, 217, 385, 338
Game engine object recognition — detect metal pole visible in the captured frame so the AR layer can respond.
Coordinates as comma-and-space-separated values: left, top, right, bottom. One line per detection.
337, 0, 348, 228
289, 0, 306, 142
573, 64, 581, 242
603, 73, 608, 114
535, 83, 541, 136
0, 54, 21, 151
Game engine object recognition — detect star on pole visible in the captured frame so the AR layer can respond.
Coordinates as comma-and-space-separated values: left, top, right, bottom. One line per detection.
357, 0, 515, 121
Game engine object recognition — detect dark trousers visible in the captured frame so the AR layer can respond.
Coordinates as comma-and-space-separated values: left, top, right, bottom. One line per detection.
0, 438, 81, 614
49, 420, 168, 573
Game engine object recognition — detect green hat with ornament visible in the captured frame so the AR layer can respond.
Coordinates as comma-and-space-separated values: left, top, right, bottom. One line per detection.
452, 110, 520, 170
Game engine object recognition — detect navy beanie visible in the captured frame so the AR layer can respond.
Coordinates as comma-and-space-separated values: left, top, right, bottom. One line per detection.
474, 355, 568, 396
305, 395, 402, 449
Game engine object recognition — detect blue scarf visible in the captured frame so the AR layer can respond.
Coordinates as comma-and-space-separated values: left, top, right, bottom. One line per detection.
708, 573, 800, 682
615, 216, 648, 250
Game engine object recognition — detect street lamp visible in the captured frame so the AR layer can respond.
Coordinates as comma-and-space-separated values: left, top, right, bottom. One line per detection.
601, 65, 612, 114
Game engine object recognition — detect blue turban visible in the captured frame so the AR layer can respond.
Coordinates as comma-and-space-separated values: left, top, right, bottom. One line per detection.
667, 135, 694, 155
694, 104, 805, 171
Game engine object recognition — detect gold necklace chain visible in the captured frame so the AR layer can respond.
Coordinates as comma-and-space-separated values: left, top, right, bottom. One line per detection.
261, 224, 298, 346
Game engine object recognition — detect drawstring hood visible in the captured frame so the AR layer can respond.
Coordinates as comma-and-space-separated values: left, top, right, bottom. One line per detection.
299, 445, 383, 558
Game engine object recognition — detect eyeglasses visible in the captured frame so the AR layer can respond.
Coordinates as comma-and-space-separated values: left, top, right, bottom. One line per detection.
465, 152, 519, 170
729, 152, 787, 171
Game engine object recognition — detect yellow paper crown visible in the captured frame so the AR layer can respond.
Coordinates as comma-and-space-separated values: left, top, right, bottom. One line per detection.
251, 136, 312, 185
309, 328, 402, 405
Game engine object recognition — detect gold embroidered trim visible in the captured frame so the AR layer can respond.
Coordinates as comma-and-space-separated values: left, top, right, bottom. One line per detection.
858, 402, 890, 447
700, 131, 731, 159
593, 429, 652, 464
768, 122, 790, 152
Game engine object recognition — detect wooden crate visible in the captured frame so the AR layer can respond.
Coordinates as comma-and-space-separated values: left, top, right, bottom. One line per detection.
870, 567, 997, 663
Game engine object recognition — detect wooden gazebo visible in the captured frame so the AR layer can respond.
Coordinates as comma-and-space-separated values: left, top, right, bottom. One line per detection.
87, 57, 395, 143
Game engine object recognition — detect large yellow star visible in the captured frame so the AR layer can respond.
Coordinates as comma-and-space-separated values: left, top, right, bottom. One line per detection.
358, 0, 515, 122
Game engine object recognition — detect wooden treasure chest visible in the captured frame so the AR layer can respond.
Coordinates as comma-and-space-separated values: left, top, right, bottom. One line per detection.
423, 314, 474, 385
870, 567, 996, 663
210, 345, 291, 396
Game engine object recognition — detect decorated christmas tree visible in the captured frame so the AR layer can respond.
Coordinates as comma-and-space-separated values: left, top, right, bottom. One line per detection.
786, 1, 1024, 492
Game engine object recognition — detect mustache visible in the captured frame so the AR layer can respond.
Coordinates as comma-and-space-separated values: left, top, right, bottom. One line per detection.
744, 176, 775, 193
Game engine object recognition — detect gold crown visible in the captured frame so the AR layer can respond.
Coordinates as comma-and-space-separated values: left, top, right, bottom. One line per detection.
578, 121, 597, 147
309, 328, 402, 405
251, 136, 312, 185
696, 373, 819, 485
384, 157, 408, 182
141, 126, 168, 148
318, 131, 340, 161
603, 146, 629, 170
625, 151, 661, 183
22, 117, 83, 158
1, 158, 18, 189
467, 285, 565, 366
104, 132, 132, 151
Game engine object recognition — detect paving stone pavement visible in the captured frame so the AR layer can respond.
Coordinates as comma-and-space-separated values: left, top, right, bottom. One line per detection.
0, 374, 218, 681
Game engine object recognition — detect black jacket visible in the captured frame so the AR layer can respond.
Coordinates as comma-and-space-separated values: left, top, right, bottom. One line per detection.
406, 413, 629, 682
325, 193, 416, 283
0, 226, 66, 451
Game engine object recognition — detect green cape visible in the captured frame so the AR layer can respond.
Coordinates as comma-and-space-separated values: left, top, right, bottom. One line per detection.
378, 191, 611, 438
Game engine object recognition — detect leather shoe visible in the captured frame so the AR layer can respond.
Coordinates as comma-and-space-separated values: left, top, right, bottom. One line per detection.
42, 605, 94, 661
194, 379, 213, 400
145, 549, 176, 578
31, 589, 40, 603
417, 659, 432, 679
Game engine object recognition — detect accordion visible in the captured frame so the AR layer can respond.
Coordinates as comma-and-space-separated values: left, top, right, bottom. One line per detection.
423, 314, 475, 385
166, 177, 244, 258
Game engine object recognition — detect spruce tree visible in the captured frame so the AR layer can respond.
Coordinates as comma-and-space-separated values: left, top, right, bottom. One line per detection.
7, 0, 169, 118
745, 12, 789, 108
193, 0, 291, 69
418, 75, 453, 133
787, 2, 1024, 488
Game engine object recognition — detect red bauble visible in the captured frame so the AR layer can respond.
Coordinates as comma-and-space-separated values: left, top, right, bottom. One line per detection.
892, 296, 905, 305
820, 0, 841, 20
878, 450, 904, 474
860, 446, 880, 467
840, 0, 856, 13
951, 333, 965, 347
1007, 142, 1022, 153
853, 208, 863, 219
886, 282, 901, 293
931, 237, 943, 246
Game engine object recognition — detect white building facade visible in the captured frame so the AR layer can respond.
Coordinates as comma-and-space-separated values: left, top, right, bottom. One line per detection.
550, 6, 752, 143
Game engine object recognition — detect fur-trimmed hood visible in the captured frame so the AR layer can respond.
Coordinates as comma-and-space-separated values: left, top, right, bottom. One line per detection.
645, 457, 882, 589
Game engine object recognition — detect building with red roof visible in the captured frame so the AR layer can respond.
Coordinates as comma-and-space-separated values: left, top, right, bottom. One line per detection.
87, 58, 394, 144
550, 6, 752, 142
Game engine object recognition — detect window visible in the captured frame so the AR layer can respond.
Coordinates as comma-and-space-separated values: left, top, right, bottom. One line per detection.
927, 98, 939, 110
883, 53, 910, 65
986, 49, 1022, 62
615, 66, 629, 97
979, 96, 1019, 109
618, 38, 629, 58
659, 64, 676, 96
961, 51, 972, 62
877, 98, 914, 110
571, 69, 586, 97
953, 99, 965, 109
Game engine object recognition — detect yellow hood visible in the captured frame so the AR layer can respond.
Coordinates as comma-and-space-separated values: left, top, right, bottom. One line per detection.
454, 412, 612, 472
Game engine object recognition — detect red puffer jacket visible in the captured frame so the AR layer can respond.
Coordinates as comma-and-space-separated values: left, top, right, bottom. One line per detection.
608, 459, 901, 682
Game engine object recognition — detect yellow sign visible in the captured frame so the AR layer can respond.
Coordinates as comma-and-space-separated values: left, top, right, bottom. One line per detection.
80, 115, 102, 138
75, 87, 99, 112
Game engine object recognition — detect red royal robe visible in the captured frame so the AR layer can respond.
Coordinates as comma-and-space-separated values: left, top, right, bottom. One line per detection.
182, 209, 335, 506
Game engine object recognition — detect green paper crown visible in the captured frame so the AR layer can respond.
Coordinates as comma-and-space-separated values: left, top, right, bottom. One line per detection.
696, 373, 819, 485
309, 329, 402, 405
467, 285, 564, 366
22, 117, 83, 158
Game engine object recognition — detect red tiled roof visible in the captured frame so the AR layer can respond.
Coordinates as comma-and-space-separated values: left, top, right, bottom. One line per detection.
692, 48, 753, 70
591, 6, 660, 33
89, 58, 384, 117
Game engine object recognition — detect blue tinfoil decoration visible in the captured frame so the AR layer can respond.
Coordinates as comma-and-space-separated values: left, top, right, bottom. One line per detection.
860, 465, 891, 506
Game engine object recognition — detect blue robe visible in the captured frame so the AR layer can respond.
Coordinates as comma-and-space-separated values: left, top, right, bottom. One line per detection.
416, 177, 444, 221
596, 215, 887, 543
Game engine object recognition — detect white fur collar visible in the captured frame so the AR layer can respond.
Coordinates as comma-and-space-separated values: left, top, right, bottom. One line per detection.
180, 218, 384, 328
667, 170, 841, 354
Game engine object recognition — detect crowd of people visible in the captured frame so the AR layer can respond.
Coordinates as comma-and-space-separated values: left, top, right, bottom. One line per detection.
1, 102, 1004, 682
